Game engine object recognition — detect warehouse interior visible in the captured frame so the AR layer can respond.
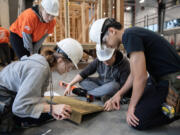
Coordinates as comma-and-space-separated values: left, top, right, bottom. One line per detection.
0, 0, 180, 135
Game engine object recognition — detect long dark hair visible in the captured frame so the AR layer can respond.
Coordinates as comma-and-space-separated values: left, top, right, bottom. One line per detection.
41, 47, 73, 68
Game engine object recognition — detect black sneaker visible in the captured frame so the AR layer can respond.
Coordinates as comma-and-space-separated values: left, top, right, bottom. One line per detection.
72, 88, 87, 97
101, 95, 111, 103
120, 97, 130, 105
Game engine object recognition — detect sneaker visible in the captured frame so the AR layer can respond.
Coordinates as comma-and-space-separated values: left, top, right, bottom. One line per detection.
101, 95, 111, 103
120, 97, 130, 105
20, 122, 39, 128
101, 95, 130, 104
72, 88, 87, 97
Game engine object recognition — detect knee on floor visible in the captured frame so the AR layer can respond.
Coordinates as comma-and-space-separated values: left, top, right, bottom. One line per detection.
131, 119, 149, 130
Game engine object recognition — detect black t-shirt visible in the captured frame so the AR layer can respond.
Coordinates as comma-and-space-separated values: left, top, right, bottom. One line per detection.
122, 27, 180, 78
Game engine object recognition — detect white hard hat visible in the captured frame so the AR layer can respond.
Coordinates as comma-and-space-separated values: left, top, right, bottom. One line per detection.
56, 38, 83, 69
89, 18, 107, 45
41, 0, 59, 16
96, 44, 115, 61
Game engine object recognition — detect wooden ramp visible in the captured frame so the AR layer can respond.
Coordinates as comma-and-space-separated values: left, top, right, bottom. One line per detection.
45, 96, 104, 124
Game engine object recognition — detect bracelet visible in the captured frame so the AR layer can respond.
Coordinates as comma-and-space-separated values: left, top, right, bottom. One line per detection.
50, 104, 53, 115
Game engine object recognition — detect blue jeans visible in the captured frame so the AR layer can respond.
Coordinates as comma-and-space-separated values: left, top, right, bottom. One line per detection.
79, 77, 120, 97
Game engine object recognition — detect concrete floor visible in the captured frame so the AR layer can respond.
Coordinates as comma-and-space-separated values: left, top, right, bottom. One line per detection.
0, 64, 180, 135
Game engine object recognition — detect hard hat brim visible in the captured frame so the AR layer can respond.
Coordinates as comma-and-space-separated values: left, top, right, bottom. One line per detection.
46, 11, 59, 17
96, 44, 115, 61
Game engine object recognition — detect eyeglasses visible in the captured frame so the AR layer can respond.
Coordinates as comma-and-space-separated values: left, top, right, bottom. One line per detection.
101, 18, 116, 44
64, 61, 74, 72
56, 47, 72, 62
102, 31, 109, 44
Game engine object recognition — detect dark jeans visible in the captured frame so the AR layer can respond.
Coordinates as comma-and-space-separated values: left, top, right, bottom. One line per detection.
0, 88, 53, 129
133, 77, 175, 130
14, 113, 54, 127
0, 43, 11, 65
10, 32, 30, 59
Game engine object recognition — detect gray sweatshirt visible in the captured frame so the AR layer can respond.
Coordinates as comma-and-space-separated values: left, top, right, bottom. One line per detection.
80, 51, 130, 89
0, 54, 50, 118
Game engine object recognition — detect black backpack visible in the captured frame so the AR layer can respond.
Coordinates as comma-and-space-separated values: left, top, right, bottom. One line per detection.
0, 88, 16, 133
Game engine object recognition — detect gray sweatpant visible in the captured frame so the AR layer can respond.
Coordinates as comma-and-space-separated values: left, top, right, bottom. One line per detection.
79, 77, 120, 97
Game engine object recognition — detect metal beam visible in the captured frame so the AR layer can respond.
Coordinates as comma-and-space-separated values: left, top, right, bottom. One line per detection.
158, 0, 166, 34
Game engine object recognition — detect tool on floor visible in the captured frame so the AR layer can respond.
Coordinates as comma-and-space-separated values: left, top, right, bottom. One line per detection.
59, 81, 94, 102
162, 103, 175, 118
59, 81, 77, 90
161, 72, 180, 118
86, 94, 94, 102
41, 129, 52, 135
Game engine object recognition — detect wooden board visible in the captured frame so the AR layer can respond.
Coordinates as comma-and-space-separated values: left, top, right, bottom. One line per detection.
42, 42, 96, 50
45, 96, 103, 124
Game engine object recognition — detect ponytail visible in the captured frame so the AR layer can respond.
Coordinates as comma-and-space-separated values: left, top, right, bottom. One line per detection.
41, 48, 57, 67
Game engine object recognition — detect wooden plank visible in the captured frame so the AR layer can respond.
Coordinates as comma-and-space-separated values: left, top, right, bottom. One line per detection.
94, 3, 97, 20
45, 96, 103, 124
0, 0, 10, 28
64, 0, 70, 38
82, 43, 96, 50
59, 0, 63, 40
18, 0, 25, 15
116, 0, 120, 21
116, 0, 124, 26
97, 0, 102, 19
43, 42, 96, 50
54, 25, 57, 42
72, 16, 76, 38
120, 0, 124, 27
81, 2, 86, 43
108, 0, 112, 17
85, 4, 89, 42
102, 0, 105, 17
69, 0, 97, 4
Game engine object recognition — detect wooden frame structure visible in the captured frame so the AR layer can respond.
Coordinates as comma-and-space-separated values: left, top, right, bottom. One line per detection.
34, 0, 124, 47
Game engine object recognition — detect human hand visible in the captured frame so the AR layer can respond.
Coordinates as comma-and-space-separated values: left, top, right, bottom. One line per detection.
126, 105, 139, 127
64, 84, 72, 96
52, 104, 72, 120
104, 98, 113, 111
104, 93, 121, 111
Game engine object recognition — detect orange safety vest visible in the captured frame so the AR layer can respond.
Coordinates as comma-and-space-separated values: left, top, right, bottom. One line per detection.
0, 27, 10, 44
10, 8, 56, 42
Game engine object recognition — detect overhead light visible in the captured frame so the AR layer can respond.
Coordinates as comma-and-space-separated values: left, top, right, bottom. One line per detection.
139, 0, 145, 3
126, 7, 131, 10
